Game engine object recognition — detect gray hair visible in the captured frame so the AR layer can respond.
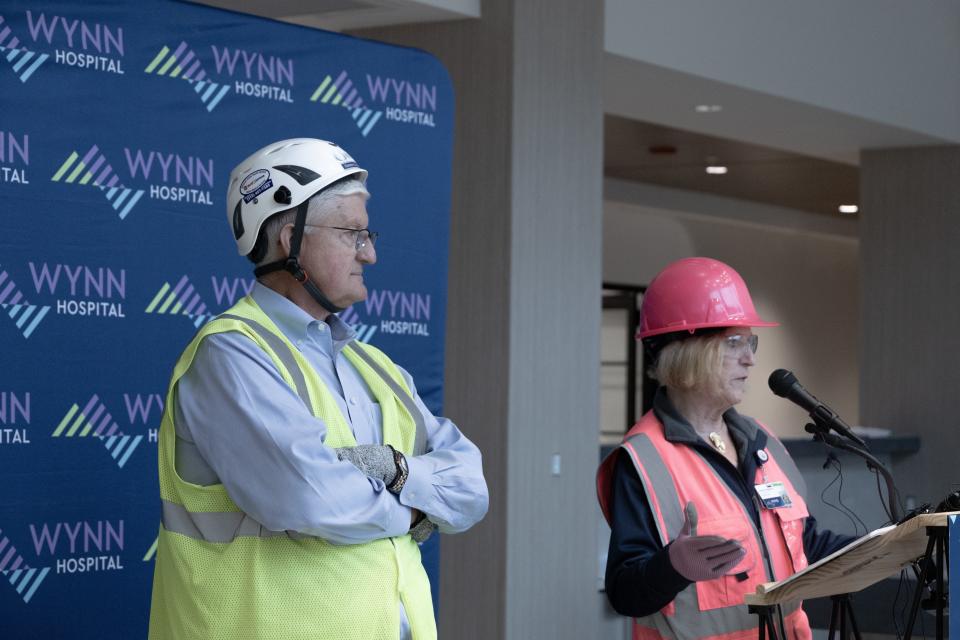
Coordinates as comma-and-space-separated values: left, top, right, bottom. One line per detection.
253, 177, 369, 267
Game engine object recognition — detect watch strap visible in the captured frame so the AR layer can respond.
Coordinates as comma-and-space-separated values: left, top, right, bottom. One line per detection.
386, 445, 408, 495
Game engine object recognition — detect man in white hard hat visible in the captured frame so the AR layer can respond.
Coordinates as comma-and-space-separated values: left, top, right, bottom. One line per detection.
148, 138, 488, 640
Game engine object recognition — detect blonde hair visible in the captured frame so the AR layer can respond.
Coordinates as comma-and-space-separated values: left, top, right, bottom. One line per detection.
651, 332, 725, 392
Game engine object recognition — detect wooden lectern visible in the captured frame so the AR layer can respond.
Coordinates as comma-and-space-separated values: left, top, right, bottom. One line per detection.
744, 512, 958, 640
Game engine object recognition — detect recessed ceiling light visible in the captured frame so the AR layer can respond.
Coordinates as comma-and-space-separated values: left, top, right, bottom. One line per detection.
705, 166, 728, 175
695, 104, 723, 113
838, 204, 858, 214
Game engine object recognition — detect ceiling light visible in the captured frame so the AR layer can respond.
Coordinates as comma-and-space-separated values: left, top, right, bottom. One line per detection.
838, 205, 858, 214
705, 166, 728, 175
695, 104, 722, 113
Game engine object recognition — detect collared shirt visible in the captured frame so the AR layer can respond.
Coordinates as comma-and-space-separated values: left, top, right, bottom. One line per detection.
175, 282, 489, 545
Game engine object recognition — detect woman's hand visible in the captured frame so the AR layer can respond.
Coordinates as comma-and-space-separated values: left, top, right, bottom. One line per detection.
667, 502, 747, 581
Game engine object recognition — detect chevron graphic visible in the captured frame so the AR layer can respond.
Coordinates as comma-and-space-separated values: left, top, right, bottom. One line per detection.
339, 307, 377, 343
310, 71, 382, 137
0, 16, 49, 82
310, 70, 366, 108
143, 537, 158, 562
0, 267, 50, 339
188, 78, 231, 112
145, 275, 213, 328
52, 394, 120, 439
101, 433, 145, 469
51, 146, 145, 220
145, 42, 229, 112
349, 107, 382, 138
0, 529, 51, 604
51, 395, 144, 468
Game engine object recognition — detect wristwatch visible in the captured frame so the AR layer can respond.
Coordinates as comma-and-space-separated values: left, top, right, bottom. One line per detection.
386, 445, 409, 495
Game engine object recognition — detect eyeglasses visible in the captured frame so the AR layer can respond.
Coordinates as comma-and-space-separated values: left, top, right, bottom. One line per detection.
724, 334, 758, 356
305, 225, 379, 251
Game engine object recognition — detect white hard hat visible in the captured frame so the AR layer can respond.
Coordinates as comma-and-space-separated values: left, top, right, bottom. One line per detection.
226, 138, 368, 256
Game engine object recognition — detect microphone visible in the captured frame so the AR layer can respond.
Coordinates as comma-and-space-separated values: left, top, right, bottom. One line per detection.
768, 369, 867, 447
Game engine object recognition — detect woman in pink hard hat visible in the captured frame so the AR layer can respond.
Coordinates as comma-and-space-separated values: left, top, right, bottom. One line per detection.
596, 257, 853, 640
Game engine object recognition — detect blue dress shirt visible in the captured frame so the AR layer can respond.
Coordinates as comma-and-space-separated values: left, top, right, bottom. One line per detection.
174, 282, 489, 545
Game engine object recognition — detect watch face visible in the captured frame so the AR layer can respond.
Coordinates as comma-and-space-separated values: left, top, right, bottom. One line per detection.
394, 447, 408, 472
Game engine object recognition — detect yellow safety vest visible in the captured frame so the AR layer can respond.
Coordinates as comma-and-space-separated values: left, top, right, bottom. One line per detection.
148, 294, 435, 640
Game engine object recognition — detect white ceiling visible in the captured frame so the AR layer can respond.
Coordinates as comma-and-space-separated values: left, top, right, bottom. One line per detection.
193, 0, 960, 168
603, 54, 950, 167
188, 0, 479, 31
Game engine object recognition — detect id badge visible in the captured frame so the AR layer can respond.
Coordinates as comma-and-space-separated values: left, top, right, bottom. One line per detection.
755, 481, 793, 509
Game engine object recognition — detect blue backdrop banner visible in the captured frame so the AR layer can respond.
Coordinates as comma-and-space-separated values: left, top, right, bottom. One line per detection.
951, 515, 958, 640
0, 1, 452, 637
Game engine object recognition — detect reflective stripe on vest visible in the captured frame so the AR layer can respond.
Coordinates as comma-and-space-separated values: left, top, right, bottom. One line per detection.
622, 433, 773, 636
220, 312, 428, 455
621, 433, 685, 545
170, 316, 428, 487
762, 430, 806, 502
150, 295, 436, 640
619, 429, 805, 563
613, 418, 811, 640
161, 499, 305, 543
346, 342, 427, 456
632, 591, 804, 639
219, 313, 312, 410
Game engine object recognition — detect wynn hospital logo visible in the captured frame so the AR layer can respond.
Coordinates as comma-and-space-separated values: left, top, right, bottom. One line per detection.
0, 528, 50, 604
0, 14, 49, 83
51, 394, 145, 469
310, 70, 382, 138
144, 40, 230, 112
51, 144, 145, 220
0, 265, 50, 339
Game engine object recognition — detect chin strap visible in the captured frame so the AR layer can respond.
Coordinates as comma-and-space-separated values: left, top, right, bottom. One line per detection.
252, 199, 346, 314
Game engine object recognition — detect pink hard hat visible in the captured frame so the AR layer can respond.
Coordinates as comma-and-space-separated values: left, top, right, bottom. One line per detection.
638, 257, 778, 339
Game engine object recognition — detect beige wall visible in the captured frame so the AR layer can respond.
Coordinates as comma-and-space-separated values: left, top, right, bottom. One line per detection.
357, 0, 605, 636
603, 183, 860, 439
861, 145, 960, 506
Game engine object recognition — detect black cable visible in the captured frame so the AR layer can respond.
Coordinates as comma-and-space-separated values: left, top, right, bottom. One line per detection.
893, 568, 908, 640
873, 467, 895, 524
831, 456, 868, 534
819, 455, 867, 535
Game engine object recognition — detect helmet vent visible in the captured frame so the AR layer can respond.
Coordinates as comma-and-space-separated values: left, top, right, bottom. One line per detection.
232, 201, 244, 239
273, 164, 321, 186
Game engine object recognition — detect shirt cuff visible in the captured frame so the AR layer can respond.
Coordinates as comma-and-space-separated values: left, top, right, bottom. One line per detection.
377, 478, 418, 539
397, 454, 433, 515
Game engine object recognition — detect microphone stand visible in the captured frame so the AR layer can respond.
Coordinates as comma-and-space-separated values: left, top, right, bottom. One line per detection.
803, 418, 902, 523
803, 419, 907, 640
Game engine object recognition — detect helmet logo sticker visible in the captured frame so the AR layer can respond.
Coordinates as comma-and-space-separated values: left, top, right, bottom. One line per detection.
239, 169, 273, 204
331, 147, 360, 171
273, 164, 321, 186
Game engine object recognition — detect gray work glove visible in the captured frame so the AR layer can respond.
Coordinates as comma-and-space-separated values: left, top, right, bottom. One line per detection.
667, 502, 746, 582
409, 514, 437, 544
335, 445, 397, 485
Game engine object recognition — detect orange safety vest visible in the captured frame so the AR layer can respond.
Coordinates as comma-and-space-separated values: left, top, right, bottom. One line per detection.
597, 411, 813, 640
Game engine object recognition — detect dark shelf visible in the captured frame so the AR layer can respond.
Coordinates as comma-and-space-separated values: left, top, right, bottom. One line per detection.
782, 436, 920, 458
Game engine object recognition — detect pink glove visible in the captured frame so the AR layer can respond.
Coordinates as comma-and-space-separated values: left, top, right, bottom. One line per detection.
667, 502, 746, 582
